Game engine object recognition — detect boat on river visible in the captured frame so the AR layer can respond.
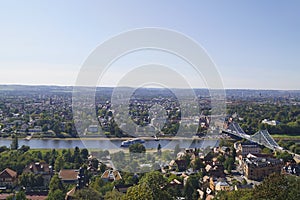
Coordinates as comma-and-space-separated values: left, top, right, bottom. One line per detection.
120, 138, 145, 147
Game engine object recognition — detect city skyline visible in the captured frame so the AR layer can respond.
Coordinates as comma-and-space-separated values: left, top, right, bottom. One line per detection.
0, 1, 299, 90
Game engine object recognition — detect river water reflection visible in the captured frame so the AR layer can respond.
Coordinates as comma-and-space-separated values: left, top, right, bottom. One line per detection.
0, 138, 219, 150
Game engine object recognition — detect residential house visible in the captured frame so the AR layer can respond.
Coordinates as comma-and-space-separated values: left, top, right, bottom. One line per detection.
209, 177, 231, 191
101, 170, 122, 182
282, 162, 300, 176
114, 184, 133, 194
23, 162, 53, 187
0, 168, 17, 188
59, 169, 79, 184
169, 160, 187, 172
205, 163, 225, 178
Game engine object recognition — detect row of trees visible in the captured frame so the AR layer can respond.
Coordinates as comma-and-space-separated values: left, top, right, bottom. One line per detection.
228, 103, 300, 135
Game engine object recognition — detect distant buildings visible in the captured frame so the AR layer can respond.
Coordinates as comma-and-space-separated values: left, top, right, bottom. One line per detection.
262, 119, 280, 126
87, 125, 98, 133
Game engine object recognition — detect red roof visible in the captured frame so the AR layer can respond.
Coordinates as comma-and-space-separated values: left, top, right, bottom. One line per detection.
0, 168, 17, 178
59, 169, 79, 181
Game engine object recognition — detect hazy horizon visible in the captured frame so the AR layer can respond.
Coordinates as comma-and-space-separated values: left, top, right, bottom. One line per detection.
1, 83, 300, 91
0, 1, 299, 90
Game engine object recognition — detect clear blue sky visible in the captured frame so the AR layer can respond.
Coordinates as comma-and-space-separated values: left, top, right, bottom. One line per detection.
0, 0, 299, 89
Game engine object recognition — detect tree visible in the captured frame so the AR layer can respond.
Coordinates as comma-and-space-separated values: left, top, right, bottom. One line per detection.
11, 134, 19, 150
129, 143, 146, 154
47, 175, 65, 200
123, 183, 154, 200
19, 172, 44, 188
16, 191, 27, 200
54, 156, 64, 172
276, 151, 293, 162
224, 156, 235, 173
6, 191, 28, 200
91, 158, 99, 170
157, 143, 162, 156
74, 188, 102, 200
80, 148, 89, 160
174, 144, 180, 157
253, 173, 291, 200
74, 146, 82, 165
47, 189, 65, 200
104, 190, 123, 200
99, 163, 106, 173
184, 174, 201, 200
49, 174, 64, 192
137, 171, 172, 200
192, 157, 204, 171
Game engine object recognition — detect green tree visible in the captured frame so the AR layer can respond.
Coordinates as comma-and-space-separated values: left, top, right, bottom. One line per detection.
192, 157, 204, 170
157, 143, 162, 156
137, 171, 172, 200
49, 174, 64, 192
253, 173, 288, 200
11, 134, 19, 150
184, 174, 201, 200
129, 143, 146, 154
74, 188, 102, 200
80, 148, 89, 160
47, 189, 65, 200
54, 156, 64, 172
104, 190, 123, 200
16, 191, 27, 200
276, 151, 293, 162
123, 183, 154, 200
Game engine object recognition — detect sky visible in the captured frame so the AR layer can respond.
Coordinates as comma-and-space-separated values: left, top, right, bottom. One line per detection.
0, 0, 299, 90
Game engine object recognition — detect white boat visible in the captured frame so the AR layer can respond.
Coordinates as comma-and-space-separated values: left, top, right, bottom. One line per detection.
121, 138, 145, 147
24, 135, 32, 141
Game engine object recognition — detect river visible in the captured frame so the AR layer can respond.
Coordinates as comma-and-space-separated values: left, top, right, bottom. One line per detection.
0, 138, 219, 150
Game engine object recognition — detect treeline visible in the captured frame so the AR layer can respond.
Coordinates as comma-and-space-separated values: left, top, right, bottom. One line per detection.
228, 103, 300, 135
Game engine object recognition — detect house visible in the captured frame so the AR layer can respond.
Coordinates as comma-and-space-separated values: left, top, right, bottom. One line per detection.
242, 157, 283, 180
215, 180, 231, 191
282, 162, 300, 176
205, 163, 225, 178
114, 184, 133, 194
169, 160, 187, 171
101, 170, 122, 182
23, 162, 53, 187
0, 168, 17, 188
59, 169, 79, 184
209, 177, 231, 191
262, 119, 280, 126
